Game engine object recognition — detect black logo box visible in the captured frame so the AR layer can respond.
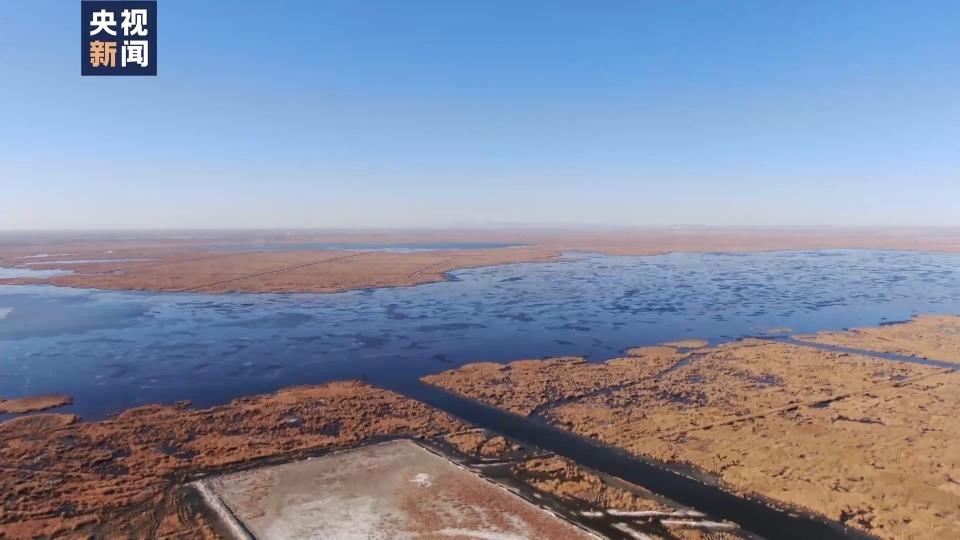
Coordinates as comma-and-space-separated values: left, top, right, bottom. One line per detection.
81, 1, 157, 76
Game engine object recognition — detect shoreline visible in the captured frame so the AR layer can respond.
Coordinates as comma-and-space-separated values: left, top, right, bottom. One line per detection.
3, 317, 958, 538
4, 245, 960, 297
420, 316, 960, 539
3, 229, 960, 294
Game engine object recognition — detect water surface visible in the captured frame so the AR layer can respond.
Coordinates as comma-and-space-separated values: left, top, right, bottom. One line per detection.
1, 249, 959, 419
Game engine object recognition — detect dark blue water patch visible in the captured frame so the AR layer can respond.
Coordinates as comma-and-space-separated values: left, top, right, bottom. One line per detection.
194, 242, 529, 252
0, 291, 151, 340
750, 373, 784, 386
211, 312, 314, 329
1, 249, 960, 420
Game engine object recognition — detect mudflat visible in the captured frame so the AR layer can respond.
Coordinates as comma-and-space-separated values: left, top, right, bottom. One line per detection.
4, 228, 960, 293
424, 317, 960, 539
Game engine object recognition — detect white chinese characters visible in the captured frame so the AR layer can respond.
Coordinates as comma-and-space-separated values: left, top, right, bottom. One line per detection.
121, 9, 149, 36
83, 3, 155, 75
122, 40, 149, 68
89, 9, 117, 36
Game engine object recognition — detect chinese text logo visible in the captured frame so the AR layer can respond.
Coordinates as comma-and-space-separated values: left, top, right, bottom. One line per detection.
81, 1, 156, 76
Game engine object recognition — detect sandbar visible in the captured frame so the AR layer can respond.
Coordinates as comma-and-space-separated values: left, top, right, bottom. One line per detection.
0, 394, 72, 414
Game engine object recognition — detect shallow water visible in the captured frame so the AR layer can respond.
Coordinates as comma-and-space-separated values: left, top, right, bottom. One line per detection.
1, 249, 959, 419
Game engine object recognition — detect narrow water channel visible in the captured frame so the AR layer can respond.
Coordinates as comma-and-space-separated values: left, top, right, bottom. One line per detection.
785, 338, 960, 370
385, 380, 875, 540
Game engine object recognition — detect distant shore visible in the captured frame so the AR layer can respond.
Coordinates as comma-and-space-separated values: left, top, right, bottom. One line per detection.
2, 228, 960, 294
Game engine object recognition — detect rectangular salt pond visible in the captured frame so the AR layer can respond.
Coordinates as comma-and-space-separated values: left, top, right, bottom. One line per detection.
195, 440, 596, 540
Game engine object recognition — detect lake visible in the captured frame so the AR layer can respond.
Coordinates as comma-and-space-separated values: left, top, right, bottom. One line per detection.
2, 249, 959, 419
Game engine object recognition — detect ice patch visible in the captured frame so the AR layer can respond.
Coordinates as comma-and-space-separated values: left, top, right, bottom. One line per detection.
13, 253, 73, 259
0, 267, 73, 279
611, 523, 653, 540
25, 259, 153, 265
437, 530, 530, 540
0, 308, 12, 320
410, 472, 433, 487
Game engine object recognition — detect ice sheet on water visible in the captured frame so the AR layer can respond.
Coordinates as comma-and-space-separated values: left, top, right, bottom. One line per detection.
13, 253, 74, 259
0, 267, 73, 279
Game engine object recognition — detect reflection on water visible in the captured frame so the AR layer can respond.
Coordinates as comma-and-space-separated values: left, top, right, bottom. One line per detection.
1, 249, 959, 419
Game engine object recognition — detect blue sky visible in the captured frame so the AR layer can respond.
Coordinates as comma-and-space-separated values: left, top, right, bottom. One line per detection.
1, 0, 957, 229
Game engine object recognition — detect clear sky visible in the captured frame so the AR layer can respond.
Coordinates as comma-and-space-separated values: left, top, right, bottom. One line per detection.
1, 0, 958, 229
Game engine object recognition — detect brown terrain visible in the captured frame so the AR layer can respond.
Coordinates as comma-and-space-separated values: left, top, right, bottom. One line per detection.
510, 456, 742, 540
797, 314, 960, 363
0, 395, 72, 414
424, 316, 960, 539
0, 247, 562, 294
3, 228, 960, 293
0, 380, 742, 540
438, 427, 744, 538
0, 381, 468, 539
4, 231, 960, 539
